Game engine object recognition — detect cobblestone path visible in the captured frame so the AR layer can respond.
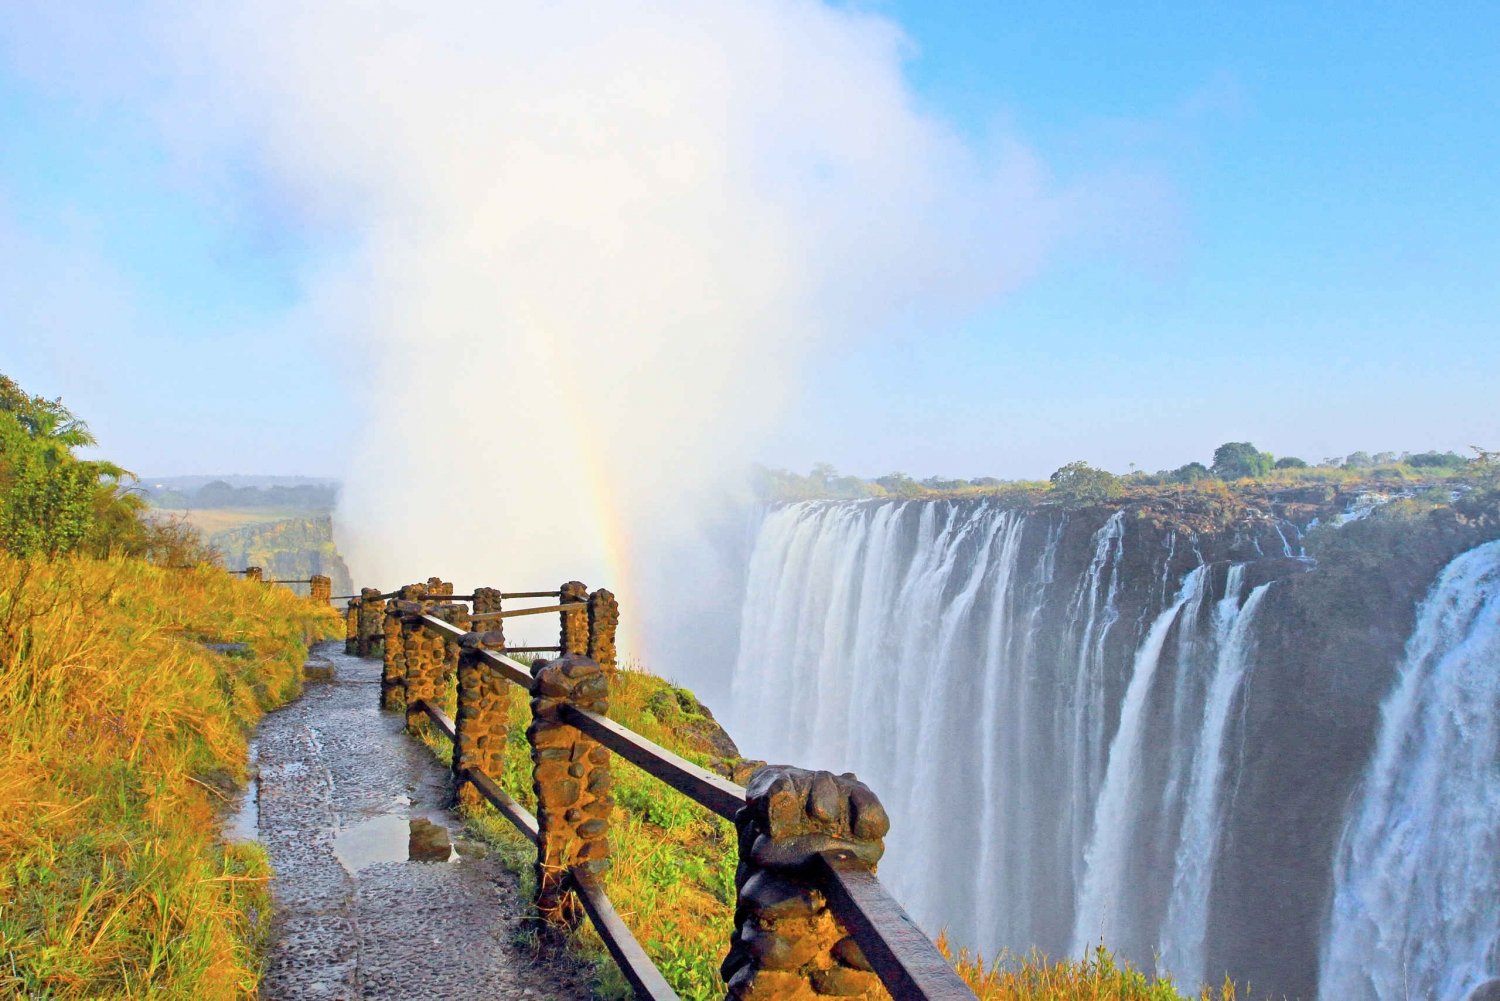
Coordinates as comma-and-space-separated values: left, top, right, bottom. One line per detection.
249, 640, 592, 1000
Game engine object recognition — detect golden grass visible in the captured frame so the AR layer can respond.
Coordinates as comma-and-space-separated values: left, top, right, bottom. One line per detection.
938, 934, 1241, 1000
0, 554, 341, 999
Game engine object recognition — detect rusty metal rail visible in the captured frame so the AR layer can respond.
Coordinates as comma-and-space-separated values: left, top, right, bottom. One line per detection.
469, 602, 586, 622
560, 705, 747, 822
410, 698, 457, 743
574, 868, 681, 1001
815, 852, 977, 1000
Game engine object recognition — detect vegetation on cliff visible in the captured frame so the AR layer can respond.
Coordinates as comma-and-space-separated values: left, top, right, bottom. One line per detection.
0, 556, 340, 998
756, 441, 1491, 509
414, 662, 1240, 1000
0, 372, 343, 996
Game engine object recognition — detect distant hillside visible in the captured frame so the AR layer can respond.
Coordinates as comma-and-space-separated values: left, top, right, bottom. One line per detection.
142, 477, 339, 511
138, 474, 352, 594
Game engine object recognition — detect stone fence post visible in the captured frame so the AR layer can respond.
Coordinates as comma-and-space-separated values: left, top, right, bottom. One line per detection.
454, 609, 507, 810
384, 599, 419, 712
309, 574, 332, 605
244, 566, 263, 583
586, 588, 619, 677
384, 585, 428, 712
356, 586, 384, 658
344, 599, 359, 654
381, 583, 429, 707
403, 600, 469, 731
473, 586, 503, 621
527, 654, 612, 927
559, 581, 588, 656
722, 765, 893, 1001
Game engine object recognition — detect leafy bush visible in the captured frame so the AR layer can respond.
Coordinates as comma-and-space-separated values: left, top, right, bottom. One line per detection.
0, 373, 171, 561
1274, 456, 1308, 469
1407, 450, 1467, 469
1050, 461, 1122, 503
875, 471, 928, 497
1211, 442, 1274, 480
1168, 461, 1212, 483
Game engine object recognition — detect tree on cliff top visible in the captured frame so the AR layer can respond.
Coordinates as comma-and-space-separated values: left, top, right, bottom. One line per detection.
1168, 461, 1212, 483
1050, 461, 1122, 503
1212, 441, 1275, 479
0, 371, 186, 561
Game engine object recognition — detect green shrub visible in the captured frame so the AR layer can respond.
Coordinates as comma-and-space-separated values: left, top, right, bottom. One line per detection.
1049, 461, 1121, 503
0, 373, 160, 561
1211, 442, 1274, 479
1407, 450, 1467, 469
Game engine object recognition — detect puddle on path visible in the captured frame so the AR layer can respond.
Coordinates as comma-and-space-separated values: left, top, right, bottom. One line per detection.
334, 814, 460, 872
225, 739, 259, 843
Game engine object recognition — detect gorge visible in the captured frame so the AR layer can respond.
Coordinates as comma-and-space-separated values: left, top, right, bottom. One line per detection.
724, 483, 1500, 1000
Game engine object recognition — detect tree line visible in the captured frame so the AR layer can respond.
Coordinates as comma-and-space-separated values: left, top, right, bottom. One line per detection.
756, 442, 1484, 505
143, 480, 338, 511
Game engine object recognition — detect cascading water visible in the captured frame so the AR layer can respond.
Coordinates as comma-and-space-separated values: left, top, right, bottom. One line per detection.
1070, 566, 1207, 960
1319, 538, 1500, 1001
724, 496, 1500, 997
729, 499, 1284, 982
1160, 570, 1271, 983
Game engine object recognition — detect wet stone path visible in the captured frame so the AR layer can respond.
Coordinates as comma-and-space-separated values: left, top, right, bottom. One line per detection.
249, 640, 592, 1000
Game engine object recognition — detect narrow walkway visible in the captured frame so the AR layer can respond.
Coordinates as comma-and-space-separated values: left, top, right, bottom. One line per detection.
251, 640, 592, 1000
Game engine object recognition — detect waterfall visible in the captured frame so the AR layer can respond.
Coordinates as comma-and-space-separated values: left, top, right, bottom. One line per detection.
1063, 509, 1126, 896
729, 499, 1292, 969
1160, 571, 1272, 984
1071, 566, 1208, 958
728, 499, 1500, 996
1319, 539, 1500, 1001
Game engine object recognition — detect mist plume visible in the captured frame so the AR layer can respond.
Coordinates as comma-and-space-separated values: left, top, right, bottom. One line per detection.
7, 2, 1135, 664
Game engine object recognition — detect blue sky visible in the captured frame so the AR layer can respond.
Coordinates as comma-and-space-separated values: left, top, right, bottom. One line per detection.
781, 1, 1500, 477
2, 3, 1496, 480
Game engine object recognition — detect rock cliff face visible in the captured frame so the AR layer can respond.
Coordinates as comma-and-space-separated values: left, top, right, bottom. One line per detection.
212, 515, 354, 596
726, 483, 1500, 1000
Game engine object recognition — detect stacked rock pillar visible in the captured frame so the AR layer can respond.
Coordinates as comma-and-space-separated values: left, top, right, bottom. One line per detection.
381, 583, 429, 708
404, 599, 470, 731
244, 566, 264, 583
309, 574, 332, 605
356, 587, 385, 658
586, 588, 620, 677
559, 581, 589, 656
527, 654, 612, 928
454, 595, 507, 809
473, 586, 503, 622
344, 599, 359, 654
722, 765, 893, 1001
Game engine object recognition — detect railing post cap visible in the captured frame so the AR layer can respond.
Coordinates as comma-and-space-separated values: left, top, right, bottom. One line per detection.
529, 654, 608, 715
741, 764, 889, 869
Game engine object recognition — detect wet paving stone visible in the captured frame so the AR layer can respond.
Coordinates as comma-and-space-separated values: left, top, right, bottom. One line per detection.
253, 641, 593, 1000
